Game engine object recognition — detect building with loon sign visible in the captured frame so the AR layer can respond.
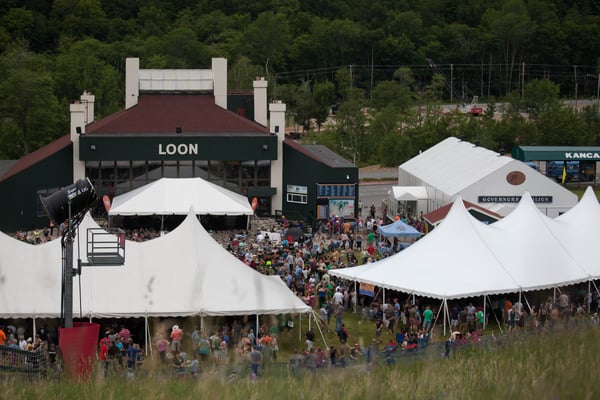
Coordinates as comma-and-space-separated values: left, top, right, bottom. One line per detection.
0, 58, 358, 232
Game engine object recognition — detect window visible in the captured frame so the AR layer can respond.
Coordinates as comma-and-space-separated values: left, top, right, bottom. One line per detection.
287, 193, 307, 204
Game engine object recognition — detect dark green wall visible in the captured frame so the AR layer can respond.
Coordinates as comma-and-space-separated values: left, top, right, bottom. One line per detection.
283, 144, 358, 224
0, 146, 73, 232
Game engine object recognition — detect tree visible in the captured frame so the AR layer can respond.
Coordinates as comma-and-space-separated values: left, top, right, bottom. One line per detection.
334, 89, 367, 164
370, 80, 413, 113
53, 39, 122, 118
0, 45, 63, 157
523, 79, 561, 118
312, 81, 335, 133
240, 11, 291, 71
481, 0, 531, 94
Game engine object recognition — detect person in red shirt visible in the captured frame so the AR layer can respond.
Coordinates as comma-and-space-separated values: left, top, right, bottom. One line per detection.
0, 325, 6, 346
99, 335, 110, 378
170, 324, 184, 353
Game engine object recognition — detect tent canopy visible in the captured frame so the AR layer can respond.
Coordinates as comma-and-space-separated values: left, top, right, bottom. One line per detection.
109, 177, 253, 216
389, 186, 428, 201
0, 211, 310, 319
378, 219, 421, 238
331, 189, 599, 300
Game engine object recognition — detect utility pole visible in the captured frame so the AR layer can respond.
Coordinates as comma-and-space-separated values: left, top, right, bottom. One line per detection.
574, 65, 578, 110
450, 64, 453, 103
521, 62, 525, 99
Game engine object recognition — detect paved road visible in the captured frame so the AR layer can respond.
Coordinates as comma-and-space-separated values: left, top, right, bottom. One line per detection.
358, 183, 392, 218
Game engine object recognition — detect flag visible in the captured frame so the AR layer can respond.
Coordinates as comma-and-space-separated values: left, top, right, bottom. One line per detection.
561, 164, 567, 184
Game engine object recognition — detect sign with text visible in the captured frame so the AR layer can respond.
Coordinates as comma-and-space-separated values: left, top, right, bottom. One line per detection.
478, 195, 553, 203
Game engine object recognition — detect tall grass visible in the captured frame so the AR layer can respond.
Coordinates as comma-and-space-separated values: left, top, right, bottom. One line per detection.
2, 324, 598, 399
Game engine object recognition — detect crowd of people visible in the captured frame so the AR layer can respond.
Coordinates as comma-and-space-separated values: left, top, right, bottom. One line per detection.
5, 202, 600, 381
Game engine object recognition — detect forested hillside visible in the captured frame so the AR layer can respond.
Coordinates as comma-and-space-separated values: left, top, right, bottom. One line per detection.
1, 0, 599, 165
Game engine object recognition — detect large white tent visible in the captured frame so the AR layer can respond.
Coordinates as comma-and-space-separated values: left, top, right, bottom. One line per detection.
332, 198, 520, 299
0, 211, 310, 319
398, 137, 578, 217
547, 186, 600, 279
108, 177, 253, 216
330, 189, 600, 301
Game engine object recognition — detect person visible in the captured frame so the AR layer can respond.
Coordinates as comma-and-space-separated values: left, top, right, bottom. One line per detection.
248, 346, 262, 378
0, 325, 6, 346
191, 326, 202, 353
289, 349, 304, 376
329, 345, 338, 366
155, 334, 170, 363
335, 303, 345, 332
422, 305, 434, 332
118, 325, 131, 344
261, 340, 273, 372
337, 323, 349, 344
305, 329, 315, 351
125, 341, 139, 370
172, 350, 187, 378
476, 308, 485, 331
99, 336, 110, 378
170, 324, 183, 353
197, 333, 211, 363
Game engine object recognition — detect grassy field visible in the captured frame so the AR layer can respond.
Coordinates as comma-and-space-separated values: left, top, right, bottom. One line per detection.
2, 312, 599, 400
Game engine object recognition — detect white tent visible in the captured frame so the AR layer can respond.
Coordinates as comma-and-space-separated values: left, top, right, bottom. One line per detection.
108, 177, 253, 216
331, 198, 520, 299
398, 137, 578, 217
331, 189, 599, 301
473, 193, 590, 292
548, 186, 600, 279
0, 211, 310, 319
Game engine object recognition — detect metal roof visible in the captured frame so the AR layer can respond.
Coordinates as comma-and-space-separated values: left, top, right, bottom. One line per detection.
87, 94, 269, 136
400, 136, 512, 197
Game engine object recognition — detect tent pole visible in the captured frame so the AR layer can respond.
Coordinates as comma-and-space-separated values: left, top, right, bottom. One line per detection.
256, 314, 259, 338
161, 215, 164, 232
553, 287, 556, 304
32, 318, 36, 343
354, 281, 357, 314
588, 280, 592, 314
483, 295, 486, 330
145, 315, 149, 357
431, 298, 444, 335
312, 310, 328, 350
443, 299, 448, 337
383, 288, 386, 307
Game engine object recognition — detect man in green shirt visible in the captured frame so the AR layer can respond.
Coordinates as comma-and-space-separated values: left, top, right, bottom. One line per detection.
422, 305, 434, 332
476, 308, 485, 331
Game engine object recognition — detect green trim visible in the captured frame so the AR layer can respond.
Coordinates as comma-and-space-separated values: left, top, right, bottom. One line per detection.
512, 146, 600, 161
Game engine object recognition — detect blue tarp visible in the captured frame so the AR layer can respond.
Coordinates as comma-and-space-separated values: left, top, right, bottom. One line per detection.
378, 219, 421, 238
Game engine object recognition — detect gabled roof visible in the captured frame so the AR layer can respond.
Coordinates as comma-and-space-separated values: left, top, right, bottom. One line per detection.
0, 135, 71, 182
423, 200, 503, 226
284, 139, 355, 168
400, 136, 512, 197
87, 94, 269, 135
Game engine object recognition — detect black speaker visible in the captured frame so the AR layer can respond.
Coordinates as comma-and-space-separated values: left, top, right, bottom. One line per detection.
40, 178, 97, 224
